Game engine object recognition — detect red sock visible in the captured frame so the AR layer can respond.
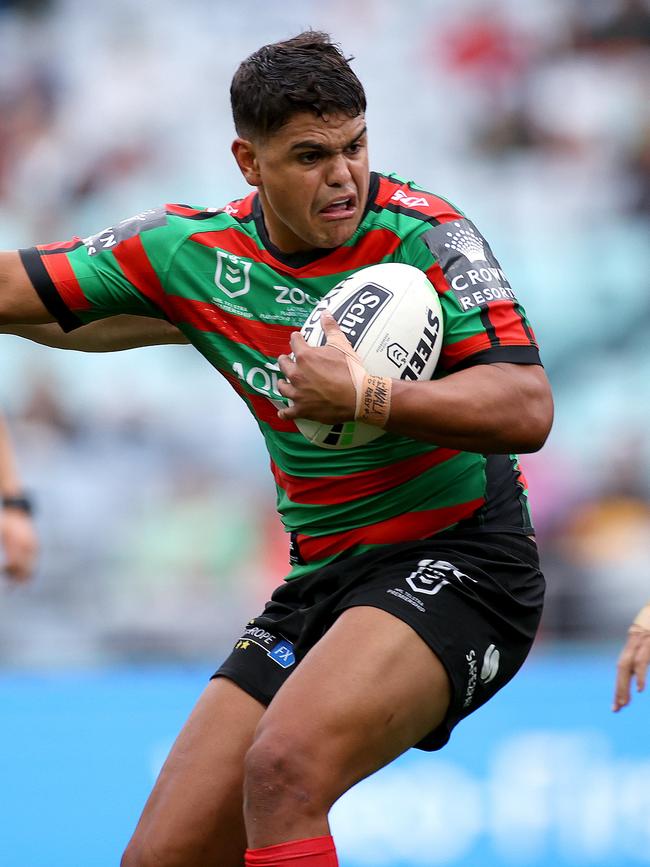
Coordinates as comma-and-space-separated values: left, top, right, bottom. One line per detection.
245, 835, 338, 866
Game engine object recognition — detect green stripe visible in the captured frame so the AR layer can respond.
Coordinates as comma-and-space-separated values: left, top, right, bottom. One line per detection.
276, 451, 485, 535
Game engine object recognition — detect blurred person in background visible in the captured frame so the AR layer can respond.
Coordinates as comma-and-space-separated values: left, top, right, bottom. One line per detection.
0, 412, 37, 581
0, 31, 553, 867
613, 599, 650, 711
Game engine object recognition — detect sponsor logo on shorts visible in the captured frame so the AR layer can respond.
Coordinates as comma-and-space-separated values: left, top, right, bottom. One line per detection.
405, 559, 477, 596
480, 643, 500, 684
269, 640, 296, 669
420, 218, 518, 312
234, 624, 296, 669
386, 587, 426, 612
464, 649, 478, 708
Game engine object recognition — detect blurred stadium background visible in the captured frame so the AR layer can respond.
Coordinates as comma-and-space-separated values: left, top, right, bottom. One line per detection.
0, 0, 649, 865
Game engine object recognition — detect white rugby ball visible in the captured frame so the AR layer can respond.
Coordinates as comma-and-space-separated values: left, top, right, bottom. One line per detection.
295, 262, 444, 449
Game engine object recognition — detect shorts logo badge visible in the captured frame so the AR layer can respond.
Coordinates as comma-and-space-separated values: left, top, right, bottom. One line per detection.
215, 251, 252, 298
406, 559, 477, 596
480, 643, 500, 684
464, 649, 478, 707
269, 640, 295, 669
234, 623, 296, 669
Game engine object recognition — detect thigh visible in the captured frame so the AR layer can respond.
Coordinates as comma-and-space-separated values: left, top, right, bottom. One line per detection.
123, 677, 265, 867
254, 605, 451, 802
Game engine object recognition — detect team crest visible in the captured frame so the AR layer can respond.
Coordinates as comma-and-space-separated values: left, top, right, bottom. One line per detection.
215, 251, 252, 298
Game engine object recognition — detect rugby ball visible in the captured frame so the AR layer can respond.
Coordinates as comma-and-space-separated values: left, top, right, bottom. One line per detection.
295, 263, 444, 449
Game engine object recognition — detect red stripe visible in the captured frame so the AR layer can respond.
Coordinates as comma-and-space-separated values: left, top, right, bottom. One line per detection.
165, 296, 295, 356
375, 176, 463, 223
296, 498, 485, 562
300, 229, 401, 278
224, 192, 255, 220
222, 371, 298, 433
111, 235, 175, 317
271, 447, 460, 505
39, 237, 84, 253
165, 204, 205, 218
440, 333, 492, 369
487, 301, 534, 345
43, 252, 91, 312
515, 460, 528, 490
190, 227, 401, 278
425, 262, 452, 295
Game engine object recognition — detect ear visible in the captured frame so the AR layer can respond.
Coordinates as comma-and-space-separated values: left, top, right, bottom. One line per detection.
231, 138, 262, 187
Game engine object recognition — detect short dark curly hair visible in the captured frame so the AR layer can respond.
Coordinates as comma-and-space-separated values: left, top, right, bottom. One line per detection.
230, 31, 366, 140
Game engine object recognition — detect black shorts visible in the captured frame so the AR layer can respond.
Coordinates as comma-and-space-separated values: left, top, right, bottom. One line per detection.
213, 532, 544, 750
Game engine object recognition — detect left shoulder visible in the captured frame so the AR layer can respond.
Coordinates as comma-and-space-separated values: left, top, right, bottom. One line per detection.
371, 171, 465, 225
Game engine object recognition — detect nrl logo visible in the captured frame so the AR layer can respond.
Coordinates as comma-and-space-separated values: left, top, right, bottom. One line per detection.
215, 251, 252, 298
387, 342, 408, 367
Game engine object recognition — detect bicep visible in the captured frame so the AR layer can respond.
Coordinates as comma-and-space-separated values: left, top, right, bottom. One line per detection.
0, 251, 54, 325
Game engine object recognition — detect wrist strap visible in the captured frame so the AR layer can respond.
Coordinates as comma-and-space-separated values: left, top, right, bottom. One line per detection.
326, 332, 392, 428
2, 495, 34, 515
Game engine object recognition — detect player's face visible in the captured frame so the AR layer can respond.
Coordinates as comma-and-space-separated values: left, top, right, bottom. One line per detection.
233, 112, 369, 253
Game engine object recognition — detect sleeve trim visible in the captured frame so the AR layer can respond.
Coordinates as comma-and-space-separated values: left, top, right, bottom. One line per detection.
447, 345, 542, 372
18, 247, 84, 333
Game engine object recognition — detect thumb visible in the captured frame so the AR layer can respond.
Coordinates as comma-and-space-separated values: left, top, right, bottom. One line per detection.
321, 310, 355, 356
320, 309, 341, 335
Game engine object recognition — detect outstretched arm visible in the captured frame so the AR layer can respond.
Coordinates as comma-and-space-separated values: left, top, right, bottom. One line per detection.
0, 317, 189, 352
0, 414, 38, 582
0, 251, 53, 324
0, 250, 188, 351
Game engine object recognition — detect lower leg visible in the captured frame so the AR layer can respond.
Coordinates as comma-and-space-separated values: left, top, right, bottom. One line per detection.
122, 678, 264, 867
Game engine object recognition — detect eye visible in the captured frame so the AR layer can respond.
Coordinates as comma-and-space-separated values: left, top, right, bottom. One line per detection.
298, 151, 321, 165
346, 142, 362, 155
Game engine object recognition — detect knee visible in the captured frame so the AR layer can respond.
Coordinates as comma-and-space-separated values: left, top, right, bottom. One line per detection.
244, 730, 331, 819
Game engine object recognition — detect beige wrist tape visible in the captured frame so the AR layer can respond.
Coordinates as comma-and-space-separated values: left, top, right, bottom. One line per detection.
632, 602, 650, 632
327, 332, 392, 428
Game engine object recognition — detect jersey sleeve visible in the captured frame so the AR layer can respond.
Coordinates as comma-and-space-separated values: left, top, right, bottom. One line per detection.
19, 207, 184, 332
398, 215, 541, 372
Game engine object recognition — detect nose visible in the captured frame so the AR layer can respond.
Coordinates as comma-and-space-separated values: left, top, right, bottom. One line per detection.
326, 152, 353, 187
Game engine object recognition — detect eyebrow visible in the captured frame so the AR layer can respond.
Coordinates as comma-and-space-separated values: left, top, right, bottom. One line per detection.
290, 126, 367, 154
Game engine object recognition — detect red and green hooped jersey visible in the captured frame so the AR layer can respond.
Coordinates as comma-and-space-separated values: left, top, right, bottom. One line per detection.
21, 171, 541, 579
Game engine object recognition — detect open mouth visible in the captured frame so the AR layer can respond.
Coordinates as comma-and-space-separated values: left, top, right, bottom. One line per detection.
319, 196, 357, 219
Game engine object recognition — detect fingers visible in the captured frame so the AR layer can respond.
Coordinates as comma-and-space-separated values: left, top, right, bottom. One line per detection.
613, 650, 634, 711
633, 631, 650, 693
612, 629, 650, 711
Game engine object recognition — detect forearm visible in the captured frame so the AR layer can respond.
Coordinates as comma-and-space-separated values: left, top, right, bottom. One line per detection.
0, 416, 23, 497
385, 363, 553, 453
0, 316, 190, 352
